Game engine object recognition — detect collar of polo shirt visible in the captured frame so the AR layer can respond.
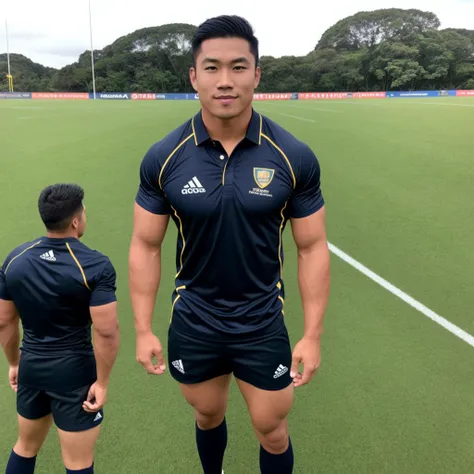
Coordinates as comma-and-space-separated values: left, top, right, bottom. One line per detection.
191, 108, 262, 147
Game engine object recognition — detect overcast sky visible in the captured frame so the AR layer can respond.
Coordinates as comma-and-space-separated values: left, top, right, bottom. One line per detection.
1, 0, 474, 69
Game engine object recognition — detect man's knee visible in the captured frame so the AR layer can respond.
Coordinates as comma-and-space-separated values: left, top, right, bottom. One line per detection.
179, 375, 231, 430
14, 439, 42, 458
253, 417, 289, 454
195, 409, 225, 430
15, 414, 53, 457
58, 425, 100, 470
14, 430, 48, 457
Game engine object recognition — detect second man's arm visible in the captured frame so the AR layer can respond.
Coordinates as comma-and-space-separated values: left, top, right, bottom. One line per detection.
129, 203, 170, 375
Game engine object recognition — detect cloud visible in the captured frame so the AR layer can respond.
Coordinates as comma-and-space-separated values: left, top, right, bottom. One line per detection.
9, 31, 47, 40
31, 44, 85, 58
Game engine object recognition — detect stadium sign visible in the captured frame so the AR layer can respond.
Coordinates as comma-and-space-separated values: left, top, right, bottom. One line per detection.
97, 93, 130, 100
0, 92, 32, 99
131, 93, 155, 100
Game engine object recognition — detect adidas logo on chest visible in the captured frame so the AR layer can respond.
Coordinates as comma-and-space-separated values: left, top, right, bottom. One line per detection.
182, 176, 206, 195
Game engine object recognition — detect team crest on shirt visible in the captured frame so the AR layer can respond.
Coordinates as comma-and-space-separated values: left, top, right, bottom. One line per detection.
253, 168, 275, 189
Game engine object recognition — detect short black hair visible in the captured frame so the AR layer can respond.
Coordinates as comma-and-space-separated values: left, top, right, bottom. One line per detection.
38, 183, 84, 231
192, 15, 259, 67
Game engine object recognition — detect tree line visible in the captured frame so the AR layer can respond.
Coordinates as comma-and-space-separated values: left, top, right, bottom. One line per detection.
1, 8, 473, 94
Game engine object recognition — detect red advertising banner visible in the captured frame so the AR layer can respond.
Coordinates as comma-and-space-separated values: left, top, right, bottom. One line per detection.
253, 93, 294, 100
32, 92, 89, 100
298, 91, 386, 100
131, 93, 156, 100
299, 92, 348, 100
456, 90, 474, 96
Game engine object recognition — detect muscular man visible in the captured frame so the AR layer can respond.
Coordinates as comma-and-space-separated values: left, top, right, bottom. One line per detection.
0, 183, 120, 474
129, 15, 330, 474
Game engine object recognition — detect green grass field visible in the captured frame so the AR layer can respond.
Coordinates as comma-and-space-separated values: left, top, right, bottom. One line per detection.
0, 97, 473, 473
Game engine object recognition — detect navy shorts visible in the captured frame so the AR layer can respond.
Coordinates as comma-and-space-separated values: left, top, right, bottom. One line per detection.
17, 383, 104, 432
167, 322, 293, 391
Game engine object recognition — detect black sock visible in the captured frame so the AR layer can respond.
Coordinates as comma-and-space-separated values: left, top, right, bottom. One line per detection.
195, 418, 227, 474
259, 437, 294, 474
6, 450, 37, 474
65, 465, 93, 474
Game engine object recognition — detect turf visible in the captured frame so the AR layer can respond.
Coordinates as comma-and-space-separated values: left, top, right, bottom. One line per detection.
0, 97, 473, 473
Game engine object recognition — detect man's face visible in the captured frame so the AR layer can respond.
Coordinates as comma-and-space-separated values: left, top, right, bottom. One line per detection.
190, 37, 261, 120
72, 205, 86, 238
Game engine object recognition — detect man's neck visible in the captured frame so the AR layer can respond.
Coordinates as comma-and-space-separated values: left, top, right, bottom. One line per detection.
46, 231, 78, 239
201, 106, 253, 146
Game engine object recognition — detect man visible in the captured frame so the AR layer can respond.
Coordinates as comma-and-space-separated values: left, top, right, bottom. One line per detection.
129, 14, 330, 474
0, 183, 120, 474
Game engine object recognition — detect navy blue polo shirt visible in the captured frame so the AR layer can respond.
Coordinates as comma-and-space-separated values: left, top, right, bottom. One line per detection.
0, 236, 117, 389
136, 109, 324, 339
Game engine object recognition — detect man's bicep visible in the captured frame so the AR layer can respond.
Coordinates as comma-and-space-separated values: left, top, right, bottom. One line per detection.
0, 268, 12, 301
135, 144, 172, 215
290, 205, 327, 251
90, 301, 118, 338
288, 145, 324, 219
132, 203, 170, 248
90, 260, 117, 307
0, 299, 19, 326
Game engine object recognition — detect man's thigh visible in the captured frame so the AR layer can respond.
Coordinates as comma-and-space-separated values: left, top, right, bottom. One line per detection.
231, 323, 293, 392
167, 324, 232, 384
48, 385, 104, 433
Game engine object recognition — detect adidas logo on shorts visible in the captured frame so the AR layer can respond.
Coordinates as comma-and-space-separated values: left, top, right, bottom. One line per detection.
172, 359, 185, 374
273, 364, 288, 379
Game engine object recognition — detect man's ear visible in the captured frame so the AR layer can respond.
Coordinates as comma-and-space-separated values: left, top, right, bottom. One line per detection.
190, 67, 198, 92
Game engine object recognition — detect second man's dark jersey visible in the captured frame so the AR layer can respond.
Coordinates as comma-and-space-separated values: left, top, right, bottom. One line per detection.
0, 236, 117, 389
136, 109, 324, 339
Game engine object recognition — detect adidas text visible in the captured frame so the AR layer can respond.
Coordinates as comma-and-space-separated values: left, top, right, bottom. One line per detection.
182, 187, 206, 195
182, 176, 206, 195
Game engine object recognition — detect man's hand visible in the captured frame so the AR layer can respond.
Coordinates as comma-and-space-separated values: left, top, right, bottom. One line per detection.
136, 332, 166, 375
83, 382, 108, 413
8, 365, 18, 392
290, 337, 321, 388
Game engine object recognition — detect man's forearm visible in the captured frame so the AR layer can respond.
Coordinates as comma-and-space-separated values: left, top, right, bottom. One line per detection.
0, 320, 20, 366
297, 240, 331, 340
129, 237, 162, 334
93, 329, 120, 387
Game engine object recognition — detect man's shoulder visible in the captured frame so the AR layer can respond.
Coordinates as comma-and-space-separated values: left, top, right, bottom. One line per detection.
68, 240, 114, 273
2, 238, 43, 268
143, 118, 195, 167
260, 114, 315, 160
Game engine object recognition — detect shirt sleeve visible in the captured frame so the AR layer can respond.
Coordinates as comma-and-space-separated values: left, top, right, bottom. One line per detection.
90, 260, 117, 307
0, 264, 12, 301
135, 143, 172, 215
287, 144, 325, 219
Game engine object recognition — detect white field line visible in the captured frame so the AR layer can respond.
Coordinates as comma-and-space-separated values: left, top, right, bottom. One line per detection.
263, 99, 474, 109
328, 244, 474, 348
261, 111, 318, 122
260, 103, 344, 114
257, 109, 336, 123
259, 105, 474, 348
386, 100, 474, 108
